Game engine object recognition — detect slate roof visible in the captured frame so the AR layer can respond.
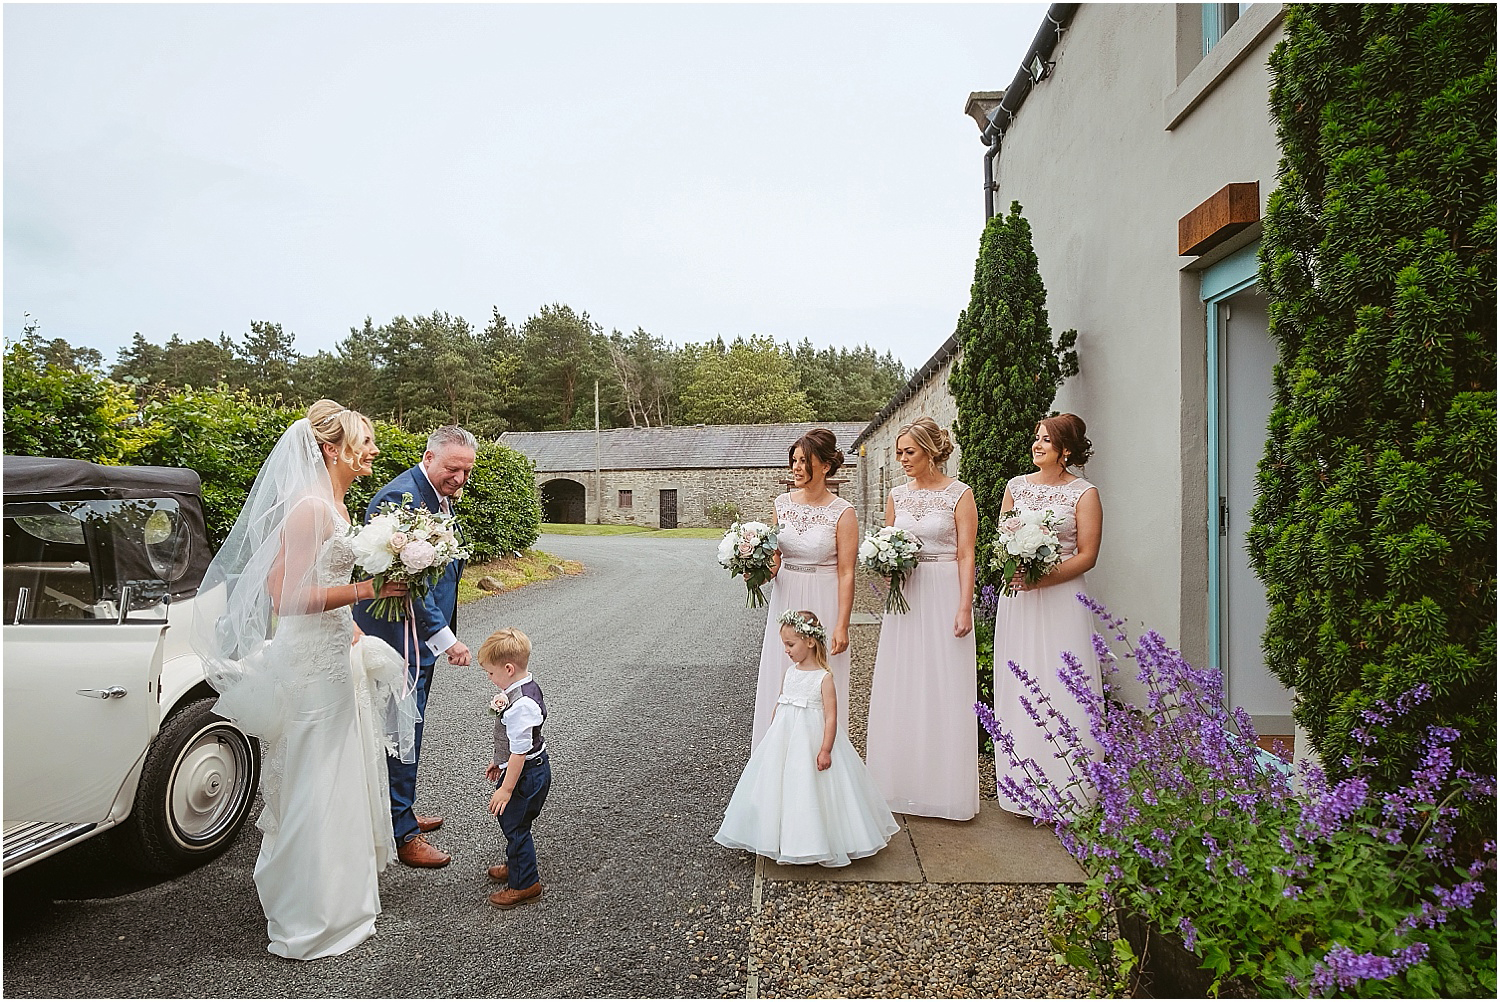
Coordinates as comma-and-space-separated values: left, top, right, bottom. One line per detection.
501, 422, 867, 472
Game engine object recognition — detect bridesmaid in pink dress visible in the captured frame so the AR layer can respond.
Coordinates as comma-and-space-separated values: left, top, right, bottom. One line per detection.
992, 413, 1103, 817
865, 417, 980, 821
751, 429, 857, 750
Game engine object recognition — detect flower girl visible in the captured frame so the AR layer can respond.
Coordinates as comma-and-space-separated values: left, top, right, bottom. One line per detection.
715, 611, 899, 867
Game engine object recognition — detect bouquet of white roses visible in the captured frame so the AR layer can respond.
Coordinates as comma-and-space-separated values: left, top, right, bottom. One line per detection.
716, 520, 780, 608
350, 493, 469, 621
858, 526, 922, 614
990, 507, 1063, 597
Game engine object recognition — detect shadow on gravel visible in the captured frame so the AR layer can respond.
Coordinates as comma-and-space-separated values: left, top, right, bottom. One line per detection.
3, 834, 176, 942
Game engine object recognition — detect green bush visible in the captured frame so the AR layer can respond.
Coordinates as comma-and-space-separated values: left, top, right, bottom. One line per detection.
135, 386, 302, 547
949, 203, 1078, 587
454, 439, 542, 560
1251, 4, 1497, 807
3, 341, 158, 465
2, 366, 543, 559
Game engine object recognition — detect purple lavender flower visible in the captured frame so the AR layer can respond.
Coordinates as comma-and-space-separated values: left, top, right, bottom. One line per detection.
1178, 916, 1198, 952
1309, 942, 1430, 995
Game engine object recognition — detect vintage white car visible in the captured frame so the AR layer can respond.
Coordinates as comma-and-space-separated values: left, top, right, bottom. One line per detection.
3, 456, 259, 875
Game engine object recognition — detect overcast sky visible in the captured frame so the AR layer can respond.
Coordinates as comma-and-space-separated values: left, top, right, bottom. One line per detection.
4, 1, 1045, 371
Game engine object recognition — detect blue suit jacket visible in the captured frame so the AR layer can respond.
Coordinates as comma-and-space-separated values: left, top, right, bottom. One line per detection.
351, 465, 464, 667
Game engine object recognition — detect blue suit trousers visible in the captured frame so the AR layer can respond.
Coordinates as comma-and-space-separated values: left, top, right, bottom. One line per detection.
497, 752, 551, 889
389, 658, 437, 844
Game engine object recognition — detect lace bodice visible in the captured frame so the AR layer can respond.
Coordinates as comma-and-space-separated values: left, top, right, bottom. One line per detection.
1006, 475, 1097, 558
775, 493, 852, 566
776, 664, 828, 707
275, 509, 355, 683
891, 480, 971, 558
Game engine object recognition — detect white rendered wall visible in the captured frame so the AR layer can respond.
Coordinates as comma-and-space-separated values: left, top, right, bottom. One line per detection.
989, 4, 1284, 670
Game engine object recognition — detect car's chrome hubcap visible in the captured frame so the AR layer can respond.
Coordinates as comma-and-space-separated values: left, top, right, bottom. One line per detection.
172, 730, 249, 842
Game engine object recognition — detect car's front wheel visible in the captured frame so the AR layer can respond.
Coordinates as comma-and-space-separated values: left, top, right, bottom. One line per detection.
115, 697, 259, 874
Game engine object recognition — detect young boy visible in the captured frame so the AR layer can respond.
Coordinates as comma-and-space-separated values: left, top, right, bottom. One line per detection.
479, 627, 552, 909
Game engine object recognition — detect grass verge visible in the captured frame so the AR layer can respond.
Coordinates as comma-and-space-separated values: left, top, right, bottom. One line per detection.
539, 522, 724, 539
457, 548, 584, 604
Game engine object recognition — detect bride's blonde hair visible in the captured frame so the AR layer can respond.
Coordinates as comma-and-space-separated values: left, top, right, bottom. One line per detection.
307, 399, 370, 468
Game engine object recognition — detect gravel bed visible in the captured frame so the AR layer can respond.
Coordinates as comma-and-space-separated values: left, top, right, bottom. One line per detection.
752, 882, 1097, 999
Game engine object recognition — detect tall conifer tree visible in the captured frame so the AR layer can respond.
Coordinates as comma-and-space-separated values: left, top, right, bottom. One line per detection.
1252, 4, 1496, 796
949, 202, 1078, 584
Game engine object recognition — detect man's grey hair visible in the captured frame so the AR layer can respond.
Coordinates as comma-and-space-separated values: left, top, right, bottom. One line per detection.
426, 425, 478, 454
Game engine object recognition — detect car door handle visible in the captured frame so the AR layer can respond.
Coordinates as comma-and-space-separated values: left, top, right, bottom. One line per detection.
76, 687, 128, 699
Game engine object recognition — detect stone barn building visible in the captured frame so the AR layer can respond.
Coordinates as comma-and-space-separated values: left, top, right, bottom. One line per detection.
500, 422, 868, 530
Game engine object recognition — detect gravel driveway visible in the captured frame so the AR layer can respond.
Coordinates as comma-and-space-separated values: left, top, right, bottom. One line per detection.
3, 534, 762, 999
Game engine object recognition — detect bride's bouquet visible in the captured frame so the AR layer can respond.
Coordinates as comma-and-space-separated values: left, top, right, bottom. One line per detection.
717, 520, 780, 608
858, 526, 922, 614
349, 493, 469, 621
990, 507, 1064, 597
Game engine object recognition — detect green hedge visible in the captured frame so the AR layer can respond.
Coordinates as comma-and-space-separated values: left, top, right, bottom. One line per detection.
1251, 4, 1497, 803
3, 363, 542, 560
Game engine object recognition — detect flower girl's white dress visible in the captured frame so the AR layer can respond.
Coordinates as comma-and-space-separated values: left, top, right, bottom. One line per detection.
716, 664, 899, 866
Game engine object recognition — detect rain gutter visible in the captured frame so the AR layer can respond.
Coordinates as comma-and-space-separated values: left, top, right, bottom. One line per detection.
981, 2, 1079, 218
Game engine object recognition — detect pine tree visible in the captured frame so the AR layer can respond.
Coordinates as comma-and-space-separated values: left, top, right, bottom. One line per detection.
1251, 4, 1496, 798
949, 202, 1078, 584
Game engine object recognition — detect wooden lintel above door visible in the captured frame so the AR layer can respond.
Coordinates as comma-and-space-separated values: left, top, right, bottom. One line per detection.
1179, 182, 1260, 257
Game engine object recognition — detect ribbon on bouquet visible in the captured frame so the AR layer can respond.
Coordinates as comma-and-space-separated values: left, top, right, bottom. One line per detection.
400, 595, 421, 702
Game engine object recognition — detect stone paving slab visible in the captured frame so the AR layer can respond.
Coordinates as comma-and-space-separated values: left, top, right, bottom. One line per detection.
764, 804, 1082, 886
905, 803, 1084, 884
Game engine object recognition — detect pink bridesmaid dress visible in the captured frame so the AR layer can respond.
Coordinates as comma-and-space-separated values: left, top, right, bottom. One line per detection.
865, 480, 980, 821
992, 474, 1102, 817
751, 493, 853, 751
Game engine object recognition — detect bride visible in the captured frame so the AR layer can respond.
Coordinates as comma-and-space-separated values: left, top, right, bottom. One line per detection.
194, 399, 414, 960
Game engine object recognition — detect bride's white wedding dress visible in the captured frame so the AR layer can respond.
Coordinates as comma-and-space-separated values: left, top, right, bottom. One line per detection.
251, 509, 391, 960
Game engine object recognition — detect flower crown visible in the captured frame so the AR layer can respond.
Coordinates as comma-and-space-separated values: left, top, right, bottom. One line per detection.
777, 609, 827, 642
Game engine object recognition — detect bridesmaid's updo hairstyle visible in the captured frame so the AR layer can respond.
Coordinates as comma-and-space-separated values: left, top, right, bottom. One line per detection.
1038, 413, 1092, 469
896, 417, 955, 465
788, 427, 845, 477
307, 399, 371, 467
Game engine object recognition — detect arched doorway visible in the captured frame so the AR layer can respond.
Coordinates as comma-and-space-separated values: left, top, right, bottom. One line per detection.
539, 478, 587, 524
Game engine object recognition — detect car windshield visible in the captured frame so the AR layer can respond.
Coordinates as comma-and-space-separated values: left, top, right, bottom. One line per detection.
3, 498, 189, 623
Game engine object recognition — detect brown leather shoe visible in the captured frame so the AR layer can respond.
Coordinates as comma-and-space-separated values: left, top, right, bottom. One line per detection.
397, 835, 451, 868
486, 863, 510, 882
416, 814, 444, 834
488, 882, 543, 908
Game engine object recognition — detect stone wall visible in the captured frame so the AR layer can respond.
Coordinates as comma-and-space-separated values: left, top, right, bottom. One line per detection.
855, 353, 961, 531
536, 466, 866, 529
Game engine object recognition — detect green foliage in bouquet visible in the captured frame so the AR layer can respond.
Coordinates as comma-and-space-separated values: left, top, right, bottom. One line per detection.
1252, 4, 1497, 814
949, 202, 1078, 588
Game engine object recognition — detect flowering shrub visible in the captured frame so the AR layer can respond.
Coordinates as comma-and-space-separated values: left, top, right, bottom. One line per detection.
977, 598, 1497, 998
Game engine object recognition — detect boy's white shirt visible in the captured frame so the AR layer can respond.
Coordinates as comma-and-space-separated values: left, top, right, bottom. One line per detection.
498, 674, 544, 758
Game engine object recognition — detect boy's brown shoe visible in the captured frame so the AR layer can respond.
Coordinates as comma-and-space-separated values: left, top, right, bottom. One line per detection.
488, 882, 543, 909
486, 863, 509, 882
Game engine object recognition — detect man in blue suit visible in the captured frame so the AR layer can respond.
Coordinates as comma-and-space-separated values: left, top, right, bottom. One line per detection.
354, 425, 477, 868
